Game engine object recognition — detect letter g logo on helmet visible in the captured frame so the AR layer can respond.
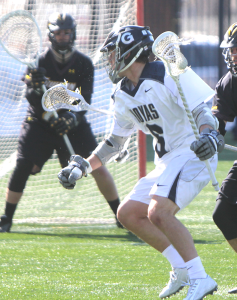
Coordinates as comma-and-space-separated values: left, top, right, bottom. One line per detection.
121, 32, 134, 44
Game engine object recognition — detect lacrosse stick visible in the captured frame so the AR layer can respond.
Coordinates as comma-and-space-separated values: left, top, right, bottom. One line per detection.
224, 143, 237, 152
152, 31, 219, 191
42, 83, 114, 115
0, 10, 74, 155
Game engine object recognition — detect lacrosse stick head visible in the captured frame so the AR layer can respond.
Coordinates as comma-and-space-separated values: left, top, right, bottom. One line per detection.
0, 10, 42, 67
42, 83, 86, 112
42, 83, 114, 115
152, 31, 189, 77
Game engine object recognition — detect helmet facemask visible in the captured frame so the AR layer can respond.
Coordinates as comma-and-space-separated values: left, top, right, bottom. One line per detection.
102, 37, 123, 83
49, 29, 75, 53
102, 40, 143, 83
222, 47, 237, 76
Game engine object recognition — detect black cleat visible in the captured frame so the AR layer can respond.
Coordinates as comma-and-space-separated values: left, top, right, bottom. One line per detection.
0, 215, 12, 232
229, 287, 237, 294
115, 216, 124, 229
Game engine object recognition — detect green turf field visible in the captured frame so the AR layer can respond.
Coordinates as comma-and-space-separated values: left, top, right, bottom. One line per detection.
0, 157, 237, 299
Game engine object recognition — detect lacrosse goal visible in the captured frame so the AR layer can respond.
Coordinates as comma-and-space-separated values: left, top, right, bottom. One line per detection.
0, 0, 146, 225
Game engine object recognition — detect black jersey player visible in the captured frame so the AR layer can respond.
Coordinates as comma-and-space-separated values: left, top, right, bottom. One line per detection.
212, 23, 237, 294
0, 12, 122, 232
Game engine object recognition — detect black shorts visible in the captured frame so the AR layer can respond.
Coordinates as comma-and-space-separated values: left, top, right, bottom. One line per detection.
216, 160, 237, 205
17, 117, 98, 169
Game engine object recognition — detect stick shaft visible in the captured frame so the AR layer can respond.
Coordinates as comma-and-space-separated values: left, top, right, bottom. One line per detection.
224, 144, 237, 152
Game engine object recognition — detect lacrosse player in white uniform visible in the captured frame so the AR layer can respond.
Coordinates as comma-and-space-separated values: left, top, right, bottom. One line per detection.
58, 26, 225, 300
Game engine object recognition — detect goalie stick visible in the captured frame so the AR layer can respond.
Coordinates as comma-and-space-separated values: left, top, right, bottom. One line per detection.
152, 31, 220, 191
0, 10, 74, 155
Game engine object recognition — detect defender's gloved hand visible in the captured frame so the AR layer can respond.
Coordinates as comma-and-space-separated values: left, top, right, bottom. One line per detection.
49, 112, 78, 136
58, 155, 92, 189
29, 67, 46, 90
190, 128, 225, 161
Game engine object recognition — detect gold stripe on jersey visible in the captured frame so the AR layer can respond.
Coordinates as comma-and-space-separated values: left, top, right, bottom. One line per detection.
45, 78, 77, 91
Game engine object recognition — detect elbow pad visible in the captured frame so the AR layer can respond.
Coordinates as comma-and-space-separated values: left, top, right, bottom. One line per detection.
192, 103, 219, 131
93, 134, 129, 165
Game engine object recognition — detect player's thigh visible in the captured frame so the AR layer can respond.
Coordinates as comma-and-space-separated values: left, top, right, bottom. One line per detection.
57, 122, 98, 167
18, 120, 55, 169
216, 160, 237, 204
123, 168, 163, 205
150, 153, 218, 210
118, 198, 149, 220
213, 199, 237, 240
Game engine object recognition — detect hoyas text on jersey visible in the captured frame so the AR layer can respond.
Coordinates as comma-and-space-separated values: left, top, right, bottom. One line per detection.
129, 103, 159, 123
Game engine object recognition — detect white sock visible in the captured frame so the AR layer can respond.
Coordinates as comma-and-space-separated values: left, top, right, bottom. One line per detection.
162, 245, 186, 269
186, 257, 207, 280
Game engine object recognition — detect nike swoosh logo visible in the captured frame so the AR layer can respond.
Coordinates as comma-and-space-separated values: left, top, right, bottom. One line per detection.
157, 184, 166, 187
145, 88, 152, 93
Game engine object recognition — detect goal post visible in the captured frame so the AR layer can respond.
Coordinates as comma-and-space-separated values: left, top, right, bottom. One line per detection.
0, 0, 146, 225
136, 0, 147, 178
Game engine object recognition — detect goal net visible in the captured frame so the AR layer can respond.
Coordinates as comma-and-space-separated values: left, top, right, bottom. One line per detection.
0, 0, 141, 225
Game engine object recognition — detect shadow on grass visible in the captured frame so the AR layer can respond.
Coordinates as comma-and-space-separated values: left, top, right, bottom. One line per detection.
8, 227, 223, 245
9, 227, 145, 243
193, 239, 223, 245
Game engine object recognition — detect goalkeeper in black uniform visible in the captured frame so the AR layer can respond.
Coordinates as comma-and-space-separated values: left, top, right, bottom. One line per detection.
0, 12, 122, 232
211, 22, 237, 294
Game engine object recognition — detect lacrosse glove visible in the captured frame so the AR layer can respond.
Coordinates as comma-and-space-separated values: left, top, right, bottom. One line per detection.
190, 128, 225, 161
58, 155, 92, 189
49, 111, 80, 136
29, 67, 46, 91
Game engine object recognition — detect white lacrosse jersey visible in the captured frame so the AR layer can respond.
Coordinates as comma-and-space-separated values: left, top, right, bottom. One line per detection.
110, 61, 214, 160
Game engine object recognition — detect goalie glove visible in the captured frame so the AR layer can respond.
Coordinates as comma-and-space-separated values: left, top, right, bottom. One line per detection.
190, 128, 225, 161
49, 111, 81, 136
58, 155, 92, 189
28, 67, 46, 93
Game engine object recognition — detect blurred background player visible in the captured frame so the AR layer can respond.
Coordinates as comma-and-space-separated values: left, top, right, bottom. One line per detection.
212, 22, 237, 295
58, 25, 225, 299
0, 12, 122, 232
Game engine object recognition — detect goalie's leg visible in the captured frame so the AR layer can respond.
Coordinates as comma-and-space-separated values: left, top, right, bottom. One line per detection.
0, 119, 55, 232
91, 167, 123, 228
0, 158, 33, 232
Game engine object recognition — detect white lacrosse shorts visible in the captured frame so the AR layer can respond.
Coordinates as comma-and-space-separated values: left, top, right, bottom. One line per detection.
124, 151, 218, 210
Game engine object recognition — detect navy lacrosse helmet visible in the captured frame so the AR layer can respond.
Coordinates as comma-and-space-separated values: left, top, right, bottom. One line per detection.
47, 13, 76, 52
100, 25, 154, 83
220, 22, 237, 76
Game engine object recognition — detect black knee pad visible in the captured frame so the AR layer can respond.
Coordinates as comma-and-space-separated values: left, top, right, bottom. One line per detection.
8, 158, 34, 193
213, 199, 237, 240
